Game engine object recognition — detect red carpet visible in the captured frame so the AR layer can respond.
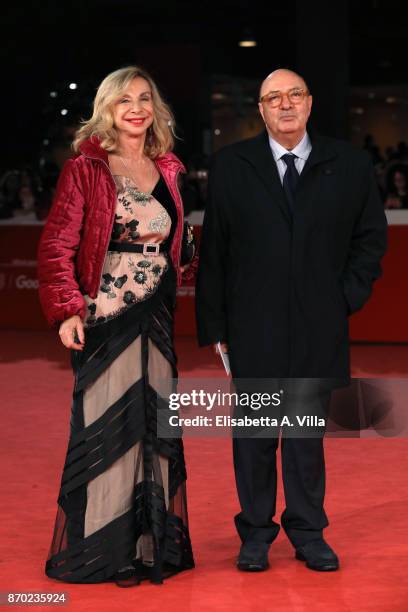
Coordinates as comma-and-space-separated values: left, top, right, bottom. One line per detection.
0, 331, 407, 611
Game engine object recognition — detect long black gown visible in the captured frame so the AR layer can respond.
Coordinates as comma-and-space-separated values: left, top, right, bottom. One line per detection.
45, 174, 194, 584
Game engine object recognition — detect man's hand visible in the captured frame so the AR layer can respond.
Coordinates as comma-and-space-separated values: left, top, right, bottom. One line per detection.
213, 342, 228, 355
59, 315, 85, 350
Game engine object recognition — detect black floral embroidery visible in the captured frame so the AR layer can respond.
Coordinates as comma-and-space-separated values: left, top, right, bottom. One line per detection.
84, 172, 174, 328
123, 290, 136, 305
118, 193, 134, 214
114, 274, 128, 288
151, 264, 162, 277
100, 273, 117, 298
85, 261, 169, 327
88, 303, 96, 315
111, 215, 126, 241
86, 302, 97, 324
100, 273, 115, 293
125, 219, 140, 240
134, 271, 147, 284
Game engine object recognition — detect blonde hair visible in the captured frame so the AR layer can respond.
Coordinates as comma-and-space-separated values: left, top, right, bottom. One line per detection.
72, 66, 175, 158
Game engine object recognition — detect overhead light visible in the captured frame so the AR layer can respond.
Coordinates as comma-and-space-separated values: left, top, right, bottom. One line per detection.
368, 92, 375, 99
239, 29, 257, 47
69, 83, 78, 90
214, 129, 221, 135
239, 38, 257, 48
61, 108, 68, 116
212, 92, 227, 101
386, 97, 397, 104
50, 91, 57, 98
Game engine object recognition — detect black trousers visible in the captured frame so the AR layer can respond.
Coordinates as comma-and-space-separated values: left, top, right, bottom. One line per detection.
233, 388, 331, 548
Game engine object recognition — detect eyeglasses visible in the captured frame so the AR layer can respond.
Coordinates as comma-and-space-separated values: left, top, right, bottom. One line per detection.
259, 88, 309, 108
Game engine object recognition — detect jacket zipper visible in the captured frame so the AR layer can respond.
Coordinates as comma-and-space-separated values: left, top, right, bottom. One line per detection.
84, 155, 118, 298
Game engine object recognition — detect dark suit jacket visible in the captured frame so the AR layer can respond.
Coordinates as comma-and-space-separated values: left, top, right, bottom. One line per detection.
195, 129, 387, 379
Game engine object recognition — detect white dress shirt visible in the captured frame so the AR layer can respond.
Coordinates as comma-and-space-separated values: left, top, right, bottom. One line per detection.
268, 131, 312, 184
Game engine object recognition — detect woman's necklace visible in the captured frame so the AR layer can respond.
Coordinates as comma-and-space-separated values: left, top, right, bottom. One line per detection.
119, 154, 155, 205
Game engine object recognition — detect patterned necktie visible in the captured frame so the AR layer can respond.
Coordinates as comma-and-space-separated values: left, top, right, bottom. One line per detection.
281, 153, 299, 214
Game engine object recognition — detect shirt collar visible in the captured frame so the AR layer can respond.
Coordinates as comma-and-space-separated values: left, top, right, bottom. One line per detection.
268, 131, 312, 162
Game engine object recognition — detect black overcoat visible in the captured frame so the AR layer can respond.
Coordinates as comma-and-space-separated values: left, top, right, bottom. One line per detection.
195, 129, 387, 379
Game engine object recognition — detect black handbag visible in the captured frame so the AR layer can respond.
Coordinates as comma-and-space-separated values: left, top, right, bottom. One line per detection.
180, 220, 196, 266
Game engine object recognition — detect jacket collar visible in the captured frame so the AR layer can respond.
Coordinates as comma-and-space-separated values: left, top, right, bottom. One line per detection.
78, 135, 109, 162
268, 130, 312, 163
297, 126, 339, 173
235, 127, 338, 223
238, 127, 338, 169
78, 135, 186, 173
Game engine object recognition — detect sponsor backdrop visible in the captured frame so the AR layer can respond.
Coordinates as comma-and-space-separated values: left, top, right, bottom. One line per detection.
0, 218, 407, 341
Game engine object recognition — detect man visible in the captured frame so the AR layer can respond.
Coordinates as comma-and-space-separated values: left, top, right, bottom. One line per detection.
195, 69, 387, 572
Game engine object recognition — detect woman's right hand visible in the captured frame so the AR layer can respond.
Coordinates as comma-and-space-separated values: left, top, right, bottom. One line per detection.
59, 315, 85, 350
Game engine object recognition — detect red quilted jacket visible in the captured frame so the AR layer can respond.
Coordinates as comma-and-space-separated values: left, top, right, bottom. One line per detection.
37, 136, 186, 328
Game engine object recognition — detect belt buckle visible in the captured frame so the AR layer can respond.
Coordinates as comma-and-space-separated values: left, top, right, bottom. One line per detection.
143, 243, 159, 256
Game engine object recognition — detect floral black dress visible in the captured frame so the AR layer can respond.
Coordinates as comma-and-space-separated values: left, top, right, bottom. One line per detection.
45, 174, 194, 584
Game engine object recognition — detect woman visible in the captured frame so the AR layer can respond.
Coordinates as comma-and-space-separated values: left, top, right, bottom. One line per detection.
384, 164, 408, 209
37, 66, 195, 586
0, 168, 40, 220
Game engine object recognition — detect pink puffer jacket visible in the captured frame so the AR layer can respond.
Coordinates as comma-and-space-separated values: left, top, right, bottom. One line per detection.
37, 136, 186, 328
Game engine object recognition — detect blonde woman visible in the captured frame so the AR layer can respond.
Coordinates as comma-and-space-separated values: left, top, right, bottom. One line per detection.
38, 66, 195, 586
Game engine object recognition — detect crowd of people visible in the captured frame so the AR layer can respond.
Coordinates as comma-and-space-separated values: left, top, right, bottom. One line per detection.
364, 135, 408, 209
0, 134, 407, 224
0, 156, 209, 224
0, 163, 59, 223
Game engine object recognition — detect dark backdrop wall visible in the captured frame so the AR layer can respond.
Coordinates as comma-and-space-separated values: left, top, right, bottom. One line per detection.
0, 0, 406, 169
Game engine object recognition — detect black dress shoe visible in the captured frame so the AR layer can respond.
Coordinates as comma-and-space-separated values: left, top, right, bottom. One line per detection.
237, 542, 270, 572
295, 539, 339, 571
113, 567, 142, 587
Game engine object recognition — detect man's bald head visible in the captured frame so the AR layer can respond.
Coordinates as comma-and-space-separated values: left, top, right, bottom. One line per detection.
259, 68, 309, 100
258, 67, 312, 148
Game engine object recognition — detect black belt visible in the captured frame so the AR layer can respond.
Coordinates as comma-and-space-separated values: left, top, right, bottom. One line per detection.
108, 241, 166, 255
